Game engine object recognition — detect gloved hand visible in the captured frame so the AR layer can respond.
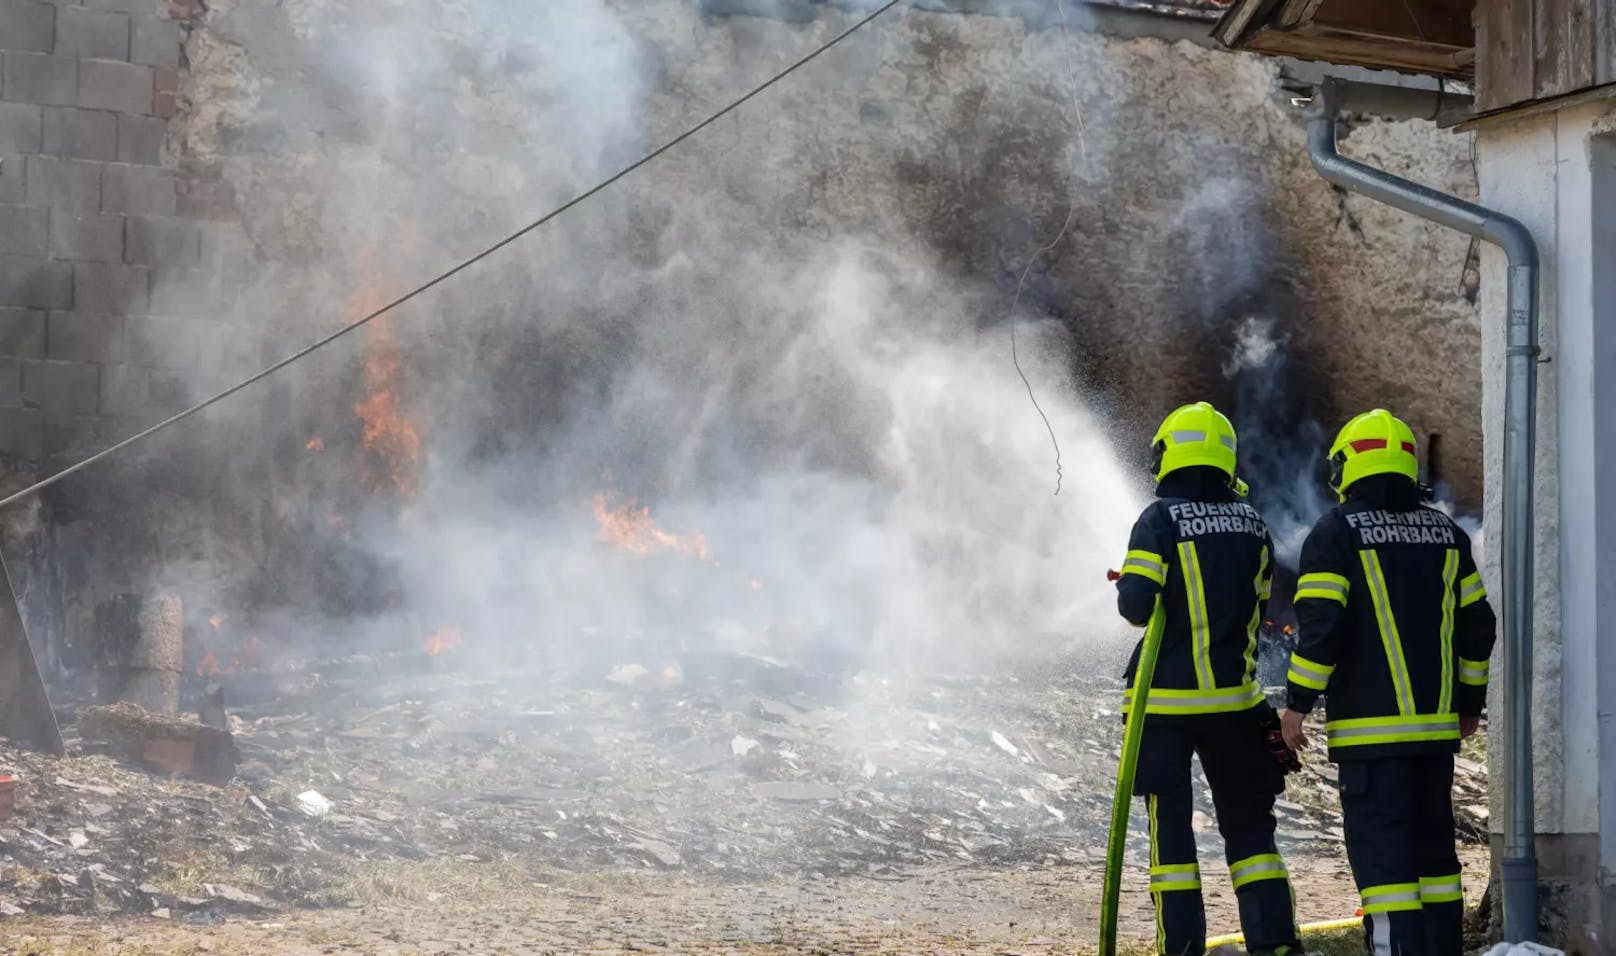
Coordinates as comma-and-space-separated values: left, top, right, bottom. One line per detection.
1255, 703, 1302, 774
1264, 725, 1303, 774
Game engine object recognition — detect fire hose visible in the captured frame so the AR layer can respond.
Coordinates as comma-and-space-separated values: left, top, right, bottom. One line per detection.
1098, 591, 1165, 956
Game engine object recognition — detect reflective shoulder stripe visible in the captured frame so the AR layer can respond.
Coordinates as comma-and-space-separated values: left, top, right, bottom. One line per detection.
1229, 853, 1289, 889
1458, 657, 1491, 687
1295, 571, 1350, 605
1459, 571, 1488, 607
1120, 549, 1167, 586
1361, 882, 1423, 913
1149, 862, 1202, 893
1287, 653, 1334, 692
1326, 713, 1460, 748
1122, 683, 1264, 716
1419, 874, 1463, 904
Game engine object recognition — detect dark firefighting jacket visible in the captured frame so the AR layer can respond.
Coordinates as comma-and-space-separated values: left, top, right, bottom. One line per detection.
1286, 475, 1498, 761
1116, 467, 1274, 719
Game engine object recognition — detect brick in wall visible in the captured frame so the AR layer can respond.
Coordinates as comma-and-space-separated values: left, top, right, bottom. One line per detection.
56, 7, 130, 61
78, 58, 151, 115
100, 161, 172, 215
0, 357, 21, 406
98, 362, 145, 412
0, 255, 72, 309
22, 358, 98, 424
42, 105, 115, 160
124, 213, 195, 265
48, 207, 122, 261
128, 14, 178, 68
146, 366, 187, 407
0, 406, 43, 459
73, 260, 147, 312
0, 102, 42, 153
46, 309, 122, 362
125, 314, 196, 368
24, 154, 99, 209
0, 1, 56, 55
0, 154, 21, 202
0, 306, 45, 357
0, 202, 48, 256
151, 63, 175, 118
2, 52, 79, 107
115, 111, 160, 164
148, 266, 233, 318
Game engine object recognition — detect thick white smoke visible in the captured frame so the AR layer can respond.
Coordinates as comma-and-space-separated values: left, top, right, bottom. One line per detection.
133, 0, 1152, 685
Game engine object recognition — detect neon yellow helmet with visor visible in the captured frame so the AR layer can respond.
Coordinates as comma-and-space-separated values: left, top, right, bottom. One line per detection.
1150, 401, 1239, 484
1326, 408, 1419, 501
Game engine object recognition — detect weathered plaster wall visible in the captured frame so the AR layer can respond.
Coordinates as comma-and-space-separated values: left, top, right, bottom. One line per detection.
177, 1, 1485, 499
1476, 99, 1616, 950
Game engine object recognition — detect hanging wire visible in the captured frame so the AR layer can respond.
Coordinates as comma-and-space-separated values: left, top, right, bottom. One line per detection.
1006, 0, 1087, 496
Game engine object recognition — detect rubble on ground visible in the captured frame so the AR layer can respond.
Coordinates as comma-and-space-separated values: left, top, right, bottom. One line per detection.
0, 645, 1491, 920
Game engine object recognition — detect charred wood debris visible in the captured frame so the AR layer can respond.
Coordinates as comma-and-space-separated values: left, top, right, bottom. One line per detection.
0, 631, 1489, 922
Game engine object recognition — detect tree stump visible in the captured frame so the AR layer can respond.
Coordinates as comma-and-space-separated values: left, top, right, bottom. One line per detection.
95, 593, 183, 716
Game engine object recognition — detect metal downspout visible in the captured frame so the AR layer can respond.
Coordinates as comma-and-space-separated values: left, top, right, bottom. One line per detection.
1302, 78, 1541, 943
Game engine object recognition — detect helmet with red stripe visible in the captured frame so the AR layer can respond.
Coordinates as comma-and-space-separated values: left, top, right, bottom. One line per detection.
1326, 409, 1419, 501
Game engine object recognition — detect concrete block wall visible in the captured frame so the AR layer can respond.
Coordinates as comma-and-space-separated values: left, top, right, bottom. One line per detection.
0, 0, 246, 472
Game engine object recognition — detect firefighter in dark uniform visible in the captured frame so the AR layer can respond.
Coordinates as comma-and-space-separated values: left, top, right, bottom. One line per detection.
1116, 401, 1302, 956
1279, 409, 1497, 956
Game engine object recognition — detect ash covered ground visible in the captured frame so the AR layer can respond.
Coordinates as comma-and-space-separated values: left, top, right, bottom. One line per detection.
0, 634, 1490, 952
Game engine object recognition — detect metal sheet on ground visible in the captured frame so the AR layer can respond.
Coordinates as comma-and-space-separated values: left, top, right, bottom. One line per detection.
0, 550, 63, 755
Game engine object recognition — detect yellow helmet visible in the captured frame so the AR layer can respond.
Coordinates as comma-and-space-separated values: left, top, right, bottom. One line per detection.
1327, 408, 1419, 500
1150, 402, 1238, 483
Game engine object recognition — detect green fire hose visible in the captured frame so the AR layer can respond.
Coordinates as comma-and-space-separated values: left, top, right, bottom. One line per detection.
1099, 595, 1167, 956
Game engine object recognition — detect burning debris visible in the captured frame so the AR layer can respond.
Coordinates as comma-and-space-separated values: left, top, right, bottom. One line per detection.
592, 492, 716, 565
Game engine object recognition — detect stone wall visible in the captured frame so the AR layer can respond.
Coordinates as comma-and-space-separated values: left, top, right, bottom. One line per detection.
0, 0, 251, 475
0, 0, 262, 679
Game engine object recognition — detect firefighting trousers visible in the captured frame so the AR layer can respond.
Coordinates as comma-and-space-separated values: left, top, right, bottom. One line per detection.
1132, 711, 1300, 956
1338, 755, 1464, 956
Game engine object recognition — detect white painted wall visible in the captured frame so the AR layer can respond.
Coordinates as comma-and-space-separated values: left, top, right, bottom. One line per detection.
1476, 99, 1616, 857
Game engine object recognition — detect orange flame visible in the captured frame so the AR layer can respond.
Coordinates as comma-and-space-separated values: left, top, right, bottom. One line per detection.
344, 272, 421, 497
592, 493, 715, 564
424, 626, 463, 656
209, 614, 224, 630
306, 436, 325, 452
355, 324, 421, 496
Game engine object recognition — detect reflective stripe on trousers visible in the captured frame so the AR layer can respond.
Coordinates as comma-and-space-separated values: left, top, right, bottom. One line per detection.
1419, 873, 1463, 904
1361, 882, 1422, 913
1229, 852, 1288, 890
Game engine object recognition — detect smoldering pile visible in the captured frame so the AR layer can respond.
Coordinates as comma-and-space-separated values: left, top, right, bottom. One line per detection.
0, 642, 1489, 920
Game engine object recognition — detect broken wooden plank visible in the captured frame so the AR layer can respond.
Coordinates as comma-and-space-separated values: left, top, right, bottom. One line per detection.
0, 551, 63, 755
79, 702, 238, 786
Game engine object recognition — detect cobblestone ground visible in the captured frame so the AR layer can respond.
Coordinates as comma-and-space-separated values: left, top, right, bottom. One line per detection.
3, 846, 1488, 955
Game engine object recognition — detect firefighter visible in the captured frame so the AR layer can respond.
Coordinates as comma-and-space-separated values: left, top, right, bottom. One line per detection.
1115, 401, 1302, 956
1280, 409, 1497, 956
